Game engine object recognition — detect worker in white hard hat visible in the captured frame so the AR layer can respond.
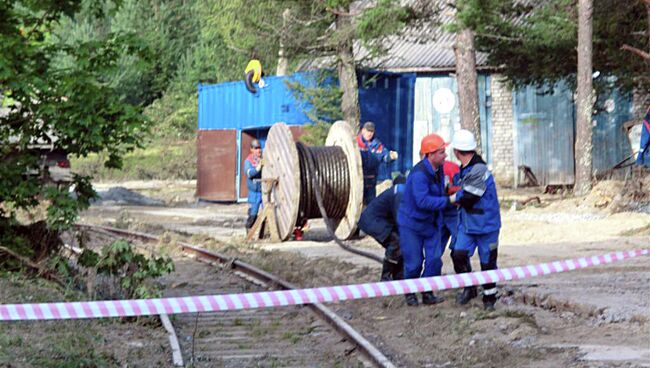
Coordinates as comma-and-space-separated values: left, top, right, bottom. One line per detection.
448, 129, 502, 311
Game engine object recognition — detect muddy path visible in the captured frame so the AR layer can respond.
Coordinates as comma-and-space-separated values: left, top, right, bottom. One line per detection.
79, 180, 650, 367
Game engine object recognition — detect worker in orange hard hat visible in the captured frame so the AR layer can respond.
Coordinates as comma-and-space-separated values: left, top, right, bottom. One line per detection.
396, 133, 452, 307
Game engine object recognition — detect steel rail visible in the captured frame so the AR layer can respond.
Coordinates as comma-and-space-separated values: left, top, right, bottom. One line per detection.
75, 223, 395, 368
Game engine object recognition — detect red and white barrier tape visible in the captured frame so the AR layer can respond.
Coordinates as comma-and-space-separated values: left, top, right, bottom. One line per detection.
1, 248, 648, 321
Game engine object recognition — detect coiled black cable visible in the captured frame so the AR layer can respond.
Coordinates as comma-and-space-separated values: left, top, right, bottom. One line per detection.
296, 142, 350, 223
296, 141, 383, 263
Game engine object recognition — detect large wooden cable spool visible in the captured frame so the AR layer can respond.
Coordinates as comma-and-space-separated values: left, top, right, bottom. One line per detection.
262, 121, 363, 241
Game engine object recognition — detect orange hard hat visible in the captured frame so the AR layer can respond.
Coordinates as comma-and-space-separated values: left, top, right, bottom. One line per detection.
420, 133, 448, 155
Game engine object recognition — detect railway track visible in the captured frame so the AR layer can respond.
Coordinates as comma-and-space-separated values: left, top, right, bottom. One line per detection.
75, 224, 394, 368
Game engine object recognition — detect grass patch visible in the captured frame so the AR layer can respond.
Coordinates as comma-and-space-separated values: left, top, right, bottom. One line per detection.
0, 274, 168, 367
282, 331, 302, 344
71, 140, 196, 181
475, 309, 538, 328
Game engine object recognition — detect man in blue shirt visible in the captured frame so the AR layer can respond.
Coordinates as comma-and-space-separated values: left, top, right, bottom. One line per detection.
244, 139, 263, 230
357, 121, 398, 205
449, 129, 502, 311
397, 133, 450, 306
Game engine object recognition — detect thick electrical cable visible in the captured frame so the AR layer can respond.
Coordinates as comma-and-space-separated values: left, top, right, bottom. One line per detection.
296, 142, 349, 221
296, 142, 383, 263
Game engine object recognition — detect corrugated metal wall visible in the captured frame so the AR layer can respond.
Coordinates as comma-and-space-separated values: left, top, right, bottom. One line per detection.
358, 72, 416, 178
198, 73, 313, 130
413, 74, 492, 165
513, 84, 634, 186
593, 91, 634, 173
513, 83, 576, 186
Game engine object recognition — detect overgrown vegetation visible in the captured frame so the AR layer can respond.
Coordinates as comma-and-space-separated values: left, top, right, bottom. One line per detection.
1, 0, 151, 269
78, 239, 174, 299
71, 141, 196, 181
0, 274, 169, 366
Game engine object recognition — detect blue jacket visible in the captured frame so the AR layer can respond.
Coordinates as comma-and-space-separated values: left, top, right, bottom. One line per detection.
397, 159, 449, 237
455, 154, 501, 234
636, 106, 650, 168
357, 134, 390, 183
358, 184, 404, 243
244, 153, 262, 198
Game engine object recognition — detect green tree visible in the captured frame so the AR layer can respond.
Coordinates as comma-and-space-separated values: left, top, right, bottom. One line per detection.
458, 0, 647, 194
467, 0, 649, 95
52, 0, 199, 107
205, 0, 426, 132
0, 1, 149, 260
145, 0, 250, 139
450, 0, 482, 152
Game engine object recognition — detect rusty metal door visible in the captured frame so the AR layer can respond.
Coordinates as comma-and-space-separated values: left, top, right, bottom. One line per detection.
197, 130, 237, 201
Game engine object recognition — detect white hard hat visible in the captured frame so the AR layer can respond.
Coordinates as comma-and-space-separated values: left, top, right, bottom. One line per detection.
451, 129, 477, 151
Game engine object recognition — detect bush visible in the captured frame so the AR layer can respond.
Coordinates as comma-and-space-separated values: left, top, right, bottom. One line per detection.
78, 239, 174, 299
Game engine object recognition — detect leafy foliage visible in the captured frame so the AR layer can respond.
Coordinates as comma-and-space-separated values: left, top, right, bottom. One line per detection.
1, 0, 151, 231
78, 239, 174, 299
465, 0, 649, 94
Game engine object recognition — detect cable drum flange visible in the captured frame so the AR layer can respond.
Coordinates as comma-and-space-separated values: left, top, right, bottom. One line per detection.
324, 121, 363, 239
262, 123, 301, 241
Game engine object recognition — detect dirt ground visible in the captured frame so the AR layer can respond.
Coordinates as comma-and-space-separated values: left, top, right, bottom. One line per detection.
76, 178, 650, 367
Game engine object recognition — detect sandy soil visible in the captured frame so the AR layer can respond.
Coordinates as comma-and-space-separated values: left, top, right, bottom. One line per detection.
77, 179, 650, 367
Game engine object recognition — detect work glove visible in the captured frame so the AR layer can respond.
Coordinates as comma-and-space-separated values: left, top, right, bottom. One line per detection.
255, 160, 264, 172
389, 151, 398, 160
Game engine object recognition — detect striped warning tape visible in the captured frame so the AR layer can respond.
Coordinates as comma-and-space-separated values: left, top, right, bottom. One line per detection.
1, 248, 647, 321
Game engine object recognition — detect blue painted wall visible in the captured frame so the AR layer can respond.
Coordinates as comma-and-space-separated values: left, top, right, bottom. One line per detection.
198, 73, 313, 130
358, 72, 416, 179
199, 71, 416, 176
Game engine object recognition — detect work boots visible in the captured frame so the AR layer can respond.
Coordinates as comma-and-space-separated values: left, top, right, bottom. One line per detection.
380, 257, 404, 282
405, 293, 419, 306
380, 260, 393, 282
451, 250, 477, 305
481, 247, 499, 311
456, 286, 478, 305
483, 293, 497, 311
421, 292, 445, 305
392, 259, 404, 281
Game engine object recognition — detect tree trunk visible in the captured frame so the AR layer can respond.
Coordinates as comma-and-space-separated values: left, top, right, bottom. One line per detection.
646, 0, 649, 47
454, 27, 481, 153
336, 12, 361, 132
574, 0, 594, 196
276, 9, 290, 76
